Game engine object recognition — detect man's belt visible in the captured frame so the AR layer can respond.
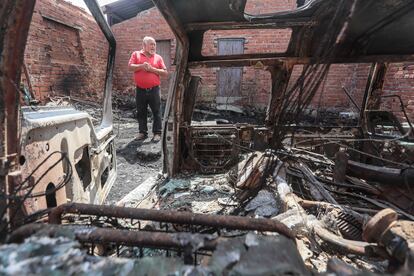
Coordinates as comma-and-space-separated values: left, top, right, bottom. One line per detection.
136, 86, 159, 91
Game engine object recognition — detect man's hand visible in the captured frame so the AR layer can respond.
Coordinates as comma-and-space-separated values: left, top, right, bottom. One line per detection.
143, 62, 151, 71
146, 64, 168, 77
129, 63, 149, 72
142, 63, 157, 74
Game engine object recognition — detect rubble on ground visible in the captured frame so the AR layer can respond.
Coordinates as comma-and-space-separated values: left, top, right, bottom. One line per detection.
6, 100, 414, 275
6, 143, 414, 275
1, 229, 308, 275
4, 96, 414, 275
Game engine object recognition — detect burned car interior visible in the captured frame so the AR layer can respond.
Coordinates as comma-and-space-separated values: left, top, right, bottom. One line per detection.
2, 0, 414, 274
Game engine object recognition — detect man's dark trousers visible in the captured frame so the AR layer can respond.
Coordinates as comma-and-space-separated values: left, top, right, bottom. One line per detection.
136, 86, 162, 136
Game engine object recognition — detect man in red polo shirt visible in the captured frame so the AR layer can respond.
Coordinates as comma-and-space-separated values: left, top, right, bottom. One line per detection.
128, 36, 168, 142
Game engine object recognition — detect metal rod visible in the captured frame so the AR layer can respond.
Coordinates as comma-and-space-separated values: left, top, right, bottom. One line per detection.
83, 0, 116, 127
347, 159, 414, 185
8, 224, 219, 251
0, 0, 37, 240
359, 63, 377, 125
313, 225, 379, 256
359, 63, 388, 131
341, 86, 361, 112
78, 228, 219, 251
48, 203, 294, 239
22, 62, 35, 100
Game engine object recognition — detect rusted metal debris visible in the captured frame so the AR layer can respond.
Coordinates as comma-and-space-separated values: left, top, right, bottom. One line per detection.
8, 223, 218, 250
0, 0, 36, 241
220, 149, 414, 272
1, 0, 118, 234
182, 125, 253, 173
363, 208, 399, 245
8, 223, 220, 264
48, 202, 294, 239
159, 0, 414, 176
236, 151, 273, 190
21, 62, 37, 104
4, 228, 307, 275
347, 159, 414, 185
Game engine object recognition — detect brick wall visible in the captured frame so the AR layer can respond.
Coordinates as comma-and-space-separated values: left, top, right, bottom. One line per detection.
245, 0, 297, 13
383, 63, 414, 122
288, 64, 371, 110
24, 0, 108, 102
24, 0, 414, 123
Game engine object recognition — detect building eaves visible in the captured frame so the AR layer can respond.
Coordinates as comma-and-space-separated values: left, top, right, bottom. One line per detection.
102, 0, 154, 25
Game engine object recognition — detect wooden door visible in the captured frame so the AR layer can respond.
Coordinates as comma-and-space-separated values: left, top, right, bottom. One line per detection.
217, 38, 244, 103
156, 40, 171, 70
156, 40, 171, 93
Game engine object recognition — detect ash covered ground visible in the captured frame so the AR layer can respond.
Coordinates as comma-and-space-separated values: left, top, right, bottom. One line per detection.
73, 99, 163, 205
74, 98, 267, 205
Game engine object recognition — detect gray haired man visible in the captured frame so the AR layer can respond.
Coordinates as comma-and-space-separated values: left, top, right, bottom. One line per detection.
128, 36, 168, 142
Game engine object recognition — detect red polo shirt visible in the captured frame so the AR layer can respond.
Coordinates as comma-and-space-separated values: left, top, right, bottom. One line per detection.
128, 50, 166, 89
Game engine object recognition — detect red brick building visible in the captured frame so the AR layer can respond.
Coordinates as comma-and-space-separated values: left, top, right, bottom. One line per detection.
24, 0, 108, 102
110, 0, 414, 122
23, 0, 414, 122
